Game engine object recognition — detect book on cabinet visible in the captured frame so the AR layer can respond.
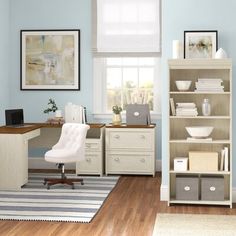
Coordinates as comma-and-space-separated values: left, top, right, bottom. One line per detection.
168, 59, 232, 208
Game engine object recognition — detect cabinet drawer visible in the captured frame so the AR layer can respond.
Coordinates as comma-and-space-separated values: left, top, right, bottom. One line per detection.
106, 153, 153, 173
76, 154, 100, 173
106, 130, 154, 150
85, 139, 101, 151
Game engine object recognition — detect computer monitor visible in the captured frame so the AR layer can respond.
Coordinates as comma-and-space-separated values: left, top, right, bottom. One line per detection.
5, 109, 24, 126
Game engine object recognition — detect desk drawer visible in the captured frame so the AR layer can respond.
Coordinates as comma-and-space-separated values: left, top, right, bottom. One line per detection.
76, 153, 100, 173
85, 139, 101, 151
106, 130, 154, 150
106, 152, 153, 173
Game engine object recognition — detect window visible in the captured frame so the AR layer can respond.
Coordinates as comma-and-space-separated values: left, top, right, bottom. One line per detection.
92, 0, 161, 118
93, 57, 161, 116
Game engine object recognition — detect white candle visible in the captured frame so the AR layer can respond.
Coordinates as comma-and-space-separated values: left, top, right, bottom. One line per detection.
172, 40, 181, 59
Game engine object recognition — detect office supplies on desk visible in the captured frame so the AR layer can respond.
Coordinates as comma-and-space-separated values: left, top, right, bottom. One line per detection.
65, 103, 87, 123
5, 109, 33, 128
126, 104, 151, 125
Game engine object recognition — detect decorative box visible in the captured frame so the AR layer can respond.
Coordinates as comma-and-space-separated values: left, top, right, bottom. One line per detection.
189, 151, 218, 172
174, 157, 188, 171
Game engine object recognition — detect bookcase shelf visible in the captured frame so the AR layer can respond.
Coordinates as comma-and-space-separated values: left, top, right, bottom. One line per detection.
169, 170, 231, 175
168, 59, 232, 208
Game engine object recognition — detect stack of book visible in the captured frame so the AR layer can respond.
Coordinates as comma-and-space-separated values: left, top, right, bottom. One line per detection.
195, 78, 224, 92
176, 103, 198, 116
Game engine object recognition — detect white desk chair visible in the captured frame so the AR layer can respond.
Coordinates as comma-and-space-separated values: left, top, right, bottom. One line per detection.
44, 123, 90, 189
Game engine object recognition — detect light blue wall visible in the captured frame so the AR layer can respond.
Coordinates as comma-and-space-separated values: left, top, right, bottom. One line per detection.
9, 0, 93, 122
9, 0, 162, 161
0, 0, 10, 125
162, 0, 236, 187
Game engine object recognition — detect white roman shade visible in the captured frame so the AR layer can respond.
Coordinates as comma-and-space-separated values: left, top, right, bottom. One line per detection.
95, 0, 160, 53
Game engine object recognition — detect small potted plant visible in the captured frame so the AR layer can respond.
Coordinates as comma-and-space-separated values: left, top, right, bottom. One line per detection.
44, 98, 64, 124
44, 98, 58, 115
112, 105, 122, 125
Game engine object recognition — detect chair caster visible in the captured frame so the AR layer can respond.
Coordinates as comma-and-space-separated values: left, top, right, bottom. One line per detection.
81, 182, 84, 185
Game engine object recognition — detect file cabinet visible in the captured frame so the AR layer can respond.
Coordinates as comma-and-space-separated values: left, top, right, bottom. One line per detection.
105, 124, 156, 176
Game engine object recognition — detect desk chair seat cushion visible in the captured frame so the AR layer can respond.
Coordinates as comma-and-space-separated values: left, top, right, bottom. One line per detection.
45, 149, 80, 163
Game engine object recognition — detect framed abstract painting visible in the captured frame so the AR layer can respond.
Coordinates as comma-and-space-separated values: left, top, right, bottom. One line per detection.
184, 30, 218, 59
20, 29, 80, 90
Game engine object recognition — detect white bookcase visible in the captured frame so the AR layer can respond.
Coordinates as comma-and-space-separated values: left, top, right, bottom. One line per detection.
168, 59, 232, 208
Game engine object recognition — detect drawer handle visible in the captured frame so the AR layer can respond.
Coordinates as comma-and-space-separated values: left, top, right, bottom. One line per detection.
210, 186, 216, 192
114, 135, 120, 139
184, 186, 190, 191
86, 158, 91, 162
140, 135, 145, 139
114, 157, 120, 162
140, 158, 145, 163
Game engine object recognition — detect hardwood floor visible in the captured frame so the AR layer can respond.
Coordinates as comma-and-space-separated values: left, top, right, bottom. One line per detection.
0, 173, 235, 236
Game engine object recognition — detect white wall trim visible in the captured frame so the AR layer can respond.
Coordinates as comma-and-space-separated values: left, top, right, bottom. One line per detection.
92, 112, 162, 120
160, 184, 168, 201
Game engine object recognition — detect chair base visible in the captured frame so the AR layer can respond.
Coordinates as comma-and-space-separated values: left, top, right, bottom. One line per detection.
44, 177, 84, 189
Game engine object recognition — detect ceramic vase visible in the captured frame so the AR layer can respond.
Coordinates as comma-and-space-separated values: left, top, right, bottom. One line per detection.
112, 113, 121, 125
215, 48, 227, 59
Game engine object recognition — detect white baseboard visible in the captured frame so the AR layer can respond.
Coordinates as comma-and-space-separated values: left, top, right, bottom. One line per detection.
161, 184, 236, 203
28, 157, 75, 170
160, 184, 168, 201
156, 159, 162, 171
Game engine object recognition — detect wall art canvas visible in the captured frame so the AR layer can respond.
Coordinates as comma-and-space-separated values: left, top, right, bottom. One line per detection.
21, 30, 80, 90
184, 31, 218, 59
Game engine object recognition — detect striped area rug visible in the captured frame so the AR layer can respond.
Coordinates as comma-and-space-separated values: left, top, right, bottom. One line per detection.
0, 173, 119, 223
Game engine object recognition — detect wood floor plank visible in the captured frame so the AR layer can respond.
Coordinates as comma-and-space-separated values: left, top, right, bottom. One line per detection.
0, 173, 235, 236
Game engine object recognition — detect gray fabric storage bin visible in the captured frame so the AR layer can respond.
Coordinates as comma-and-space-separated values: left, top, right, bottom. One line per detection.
176, 175, 199, 200
201, 176, 224, 201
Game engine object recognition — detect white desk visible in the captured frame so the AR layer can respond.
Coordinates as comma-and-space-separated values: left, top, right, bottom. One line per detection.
0, 123, 105, 190
0, 126, 40, 190
28, 123, 105, 176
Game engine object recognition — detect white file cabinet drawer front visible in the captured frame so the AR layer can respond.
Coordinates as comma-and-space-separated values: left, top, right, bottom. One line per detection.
77, 154, 100, 172
85, 139, 101, 151
107, 153, 153, 173
107, 130, 154, 150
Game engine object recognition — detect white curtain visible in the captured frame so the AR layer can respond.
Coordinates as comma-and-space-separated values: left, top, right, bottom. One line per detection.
96, 0, 160, 53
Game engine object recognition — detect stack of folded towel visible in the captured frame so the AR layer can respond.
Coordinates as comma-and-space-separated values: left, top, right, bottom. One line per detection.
176, 103, 198, 116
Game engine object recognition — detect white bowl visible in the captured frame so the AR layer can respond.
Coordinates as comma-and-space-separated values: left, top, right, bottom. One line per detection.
185, 126, 214, 138
175, 81, 192, 91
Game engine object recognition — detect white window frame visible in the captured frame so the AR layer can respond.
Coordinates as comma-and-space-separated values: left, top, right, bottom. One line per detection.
93, 57, 161, 119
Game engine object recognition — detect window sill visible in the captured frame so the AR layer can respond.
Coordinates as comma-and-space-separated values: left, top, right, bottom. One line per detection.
92, 112, 161, 120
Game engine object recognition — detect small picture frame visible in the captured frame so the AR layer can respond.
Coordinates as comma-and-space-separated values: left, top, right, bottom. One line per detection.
184, 30, 218, 59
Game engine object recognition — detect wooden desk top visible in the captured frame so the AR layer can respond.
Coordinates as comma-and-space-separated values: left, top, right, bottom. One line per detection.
0, 123, 105, 134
